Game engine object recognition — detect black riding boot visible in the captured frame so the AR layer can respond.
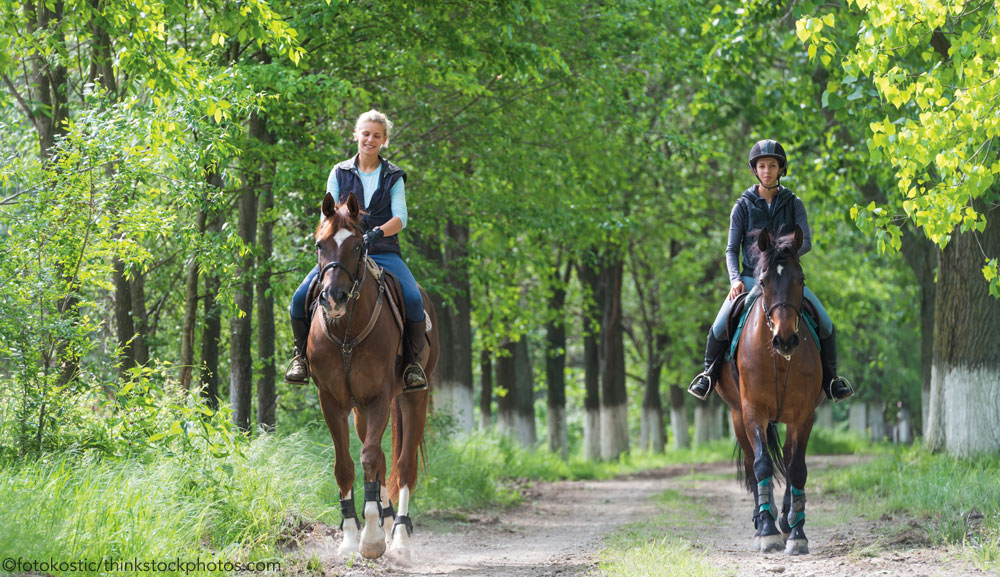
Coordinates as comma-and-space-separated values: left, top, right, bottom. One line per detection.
403, 318, 428, 392
819, 328, 855, 402
688, 332, 728, 400
284, 316, 310, 385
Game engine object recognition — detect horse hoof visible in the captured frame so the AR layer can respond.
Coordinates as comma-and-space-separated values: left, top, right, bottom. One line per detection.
785, 538, 809, 556
760, 533, 785, 553
360, 538, 386, 559
337, 542, 359, 557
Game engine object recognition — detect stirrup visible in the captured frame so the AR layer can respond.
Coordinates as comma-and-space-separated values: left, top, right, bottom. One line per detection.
828, 376, 855, 404
402, 363, 428, 392
687, 373, 713, 401
283, 355, 309, 385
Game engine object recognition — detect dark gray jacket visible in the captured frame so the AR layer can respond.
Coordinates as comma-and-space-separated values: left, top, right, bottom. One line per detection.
726, 185, 812, 284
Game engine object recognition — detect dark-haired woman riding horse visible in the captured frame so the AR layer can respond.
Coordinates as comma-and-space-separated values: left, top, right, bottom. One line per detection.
689, 141, 857, 554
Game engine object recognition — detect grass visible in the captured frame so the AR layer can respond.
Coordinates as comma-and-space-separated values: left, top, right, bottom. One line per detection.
823, 446, 1000, 570
597, 488, 730, 577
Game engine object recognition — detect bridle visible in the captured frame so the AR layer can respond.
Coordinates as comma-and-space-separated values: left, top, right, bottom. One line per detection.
316, 231, 387, 399
757, 264, 805, 423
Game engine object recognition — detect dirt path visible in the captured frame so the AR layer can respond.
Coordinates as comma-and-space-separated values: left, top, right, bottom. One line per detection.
296, 455, 993, 577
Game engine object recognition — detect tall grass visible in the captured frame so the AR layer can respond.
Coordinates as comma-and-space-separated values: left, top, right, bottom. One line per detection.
823, 447, 1000, 570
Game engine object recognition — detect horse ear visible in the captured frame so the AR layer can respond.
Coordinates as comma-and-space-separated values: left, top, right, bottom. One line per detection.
346, 193, 360, 219
757, 229, 771, 252
321, 192, 337, 218
793, 225, 803, 252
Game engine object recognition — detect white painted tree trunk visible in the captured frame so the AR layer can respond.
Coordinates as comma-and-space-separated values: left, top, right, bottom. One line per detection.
548, 404, 568, 459
670, 405, 690, 449
868, 402, 886, 441
601, 403, 629, 461
584, 408, 601, 461
925, 363, 947, 451
435, 380, 475, 434
849, 403, 867, 436
640, 406, 665, 452
896, 407, 913, 445
498, 410, 536, 448
816, 402, 834, 429
693, 403, 712, 445
937, 365, 1000, 456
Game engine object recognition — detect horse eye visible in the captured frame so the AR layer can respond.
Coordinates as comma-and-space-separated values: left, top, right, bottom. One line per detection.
354, 244, 362, 253
315, 242, 321, 250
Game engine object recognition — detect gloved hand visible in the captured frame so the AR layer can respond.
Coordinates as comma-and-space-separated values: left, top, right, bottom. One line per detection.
362, 227, 384, 249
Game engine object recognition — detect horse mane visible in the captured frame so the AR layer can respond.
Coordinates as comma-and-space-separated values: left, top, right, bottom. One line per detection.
749, 228, 800, 278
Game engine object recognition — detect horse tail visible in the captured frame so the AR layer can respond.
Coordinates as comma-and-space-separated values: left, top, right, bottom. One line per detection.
734, 442, 754, 493
388, 396, 403, 499
766, 422, 787, 484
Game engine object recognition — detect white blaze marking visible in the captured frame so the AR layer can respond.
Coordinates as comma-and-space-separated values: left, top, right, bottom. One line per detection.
333, 228, 353, 247
777, 264, 784, 277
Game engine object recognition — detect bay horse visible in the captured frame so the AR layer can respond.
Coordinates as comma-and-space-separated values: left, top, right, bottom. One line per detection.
308, 192, 439, 561
715, 225, 824, 555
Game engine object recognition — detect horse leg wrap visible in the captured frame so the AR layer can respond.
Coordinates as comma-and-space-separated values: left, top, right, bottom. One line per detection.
340, 496, 360, 530
382, 500, 396, 522
787, 487, 806, 528
757, 477, 775, 519
393, 514, 414, 538
364, 481, 384, 524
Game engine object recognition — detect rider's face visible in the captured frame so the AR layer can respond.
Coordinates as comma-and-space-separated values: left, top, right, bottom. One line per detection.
755, 157, 781, 187
355, 121, 387, 157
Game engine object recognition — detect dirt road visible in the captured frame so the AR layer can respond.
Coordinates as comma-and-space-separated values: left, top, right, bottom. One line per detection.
295, 455, 993, 577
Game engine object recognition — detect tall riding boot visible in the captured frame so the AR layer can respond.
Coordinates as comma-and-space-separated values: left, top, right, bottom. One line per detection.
284, 316, 311, 385
687, 332, 728, 400
819, 328, 855, 402
403, 318, 428, 392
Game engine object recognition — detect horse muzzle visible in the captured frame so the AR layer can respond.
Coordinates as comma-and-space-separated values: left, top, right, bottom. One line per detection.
771, 332, 800, 358
319, 286, 351, 319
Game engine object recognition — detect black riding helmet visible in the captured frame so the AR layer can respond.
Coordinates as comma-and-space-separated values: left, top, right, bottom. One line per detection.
748, 139, 788, 177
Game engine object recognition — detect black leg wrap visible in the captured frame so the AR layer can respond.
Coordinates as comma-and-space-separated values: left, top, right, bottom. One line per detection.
393, 514, 414, 538
339, 497, 360, 531
364, 481, 384, 524
382, 500, 396, 522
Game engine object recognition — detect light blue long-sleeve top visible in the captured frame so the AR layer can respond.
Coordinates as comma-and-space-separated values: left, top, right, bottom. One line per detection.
326, 163, 408, 229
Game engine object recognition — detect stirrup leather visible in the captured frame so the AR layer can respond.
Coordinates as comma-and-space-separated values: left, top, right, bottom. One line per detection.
687, 372, 713, 401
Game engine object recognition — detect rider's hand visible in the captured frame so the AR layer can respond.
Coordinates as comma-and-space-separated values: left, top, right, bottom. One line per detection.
362, 227, 384, 249
728, 280, 745, 300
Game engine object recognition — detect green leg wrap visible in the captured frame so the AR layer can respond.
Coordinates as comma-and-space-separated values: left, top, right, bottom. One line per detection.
757, 477, 774, 518
787, 486, 806, 528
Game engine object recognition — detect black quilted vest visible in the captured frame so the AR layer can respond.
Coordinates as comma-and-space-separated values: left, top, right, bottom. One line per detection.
332, 155, 407, 255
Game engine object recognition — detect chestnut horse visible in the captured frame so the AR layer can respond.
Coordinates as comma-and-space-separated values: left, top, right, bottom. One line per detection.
308, 192, 438, 561
716, 226, 824, 556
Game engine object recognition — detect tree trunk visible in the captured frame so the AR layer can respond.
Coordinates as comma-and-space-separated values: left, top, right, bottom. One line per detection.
849, 403, 867, 436
669, 385, 690, 449
129, 268, 150, 366
640, 333, 667, 453
815, 402, 834, 429
427, 222, 475, 433
256, 173, 276, 432
178, 207, 207, 390
900, 225, 937, 434
113, 257, 136, 380
578, 261, 602, 461
926, 205, 1000, 456
600, 256, 628, 461
693, 403, 712, 445
479, 348, 492, 430
545, 270, 568, 459
200, 270, 222, 410
496, 338, 536, 447
229, 112, 262, 433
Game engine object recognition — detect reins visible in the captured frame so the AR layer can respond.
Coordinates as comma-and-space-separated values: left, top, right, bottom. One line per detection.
760, 297, 795, 423
317, 245, 387, 400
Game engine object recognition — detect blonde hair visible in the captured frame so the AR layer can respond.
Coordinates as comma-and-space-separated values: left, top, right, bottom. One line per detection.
354, 109, 393, 147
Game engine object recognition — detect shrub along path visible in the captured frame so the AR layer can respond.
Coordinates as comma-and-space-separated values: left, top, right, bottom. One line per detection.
292, 455, 991, 576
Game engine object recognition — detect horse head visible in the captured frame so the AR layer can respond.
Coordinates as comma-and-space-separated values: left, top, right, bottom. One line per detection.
753, 226, 806, 359
315, 192, 365, 319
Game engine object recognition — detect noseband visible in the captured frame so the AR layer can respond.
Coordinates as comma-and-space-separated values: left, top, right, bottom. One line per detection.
320, 258, 364, 301
762, 298, 802, 334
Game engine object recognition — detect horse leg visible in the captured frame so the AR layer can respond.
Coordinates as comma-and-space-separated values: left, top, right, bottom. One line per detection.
731, 408, 761, 551
317, 387, 359, 556
745, 416, 784, 553
388, 389, 429, 562
783, 417, 813, 556
358, 397, 391, 560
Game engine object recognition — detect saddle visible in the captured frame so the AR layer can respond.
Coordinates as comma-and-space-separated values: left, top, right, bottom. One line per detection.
305, 258, 431, 364
726, 290, 821, 362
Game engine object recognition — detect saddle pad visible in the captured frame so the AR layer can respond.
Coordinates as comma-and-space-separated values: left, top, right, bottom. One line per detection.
728, 294, 820, 360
